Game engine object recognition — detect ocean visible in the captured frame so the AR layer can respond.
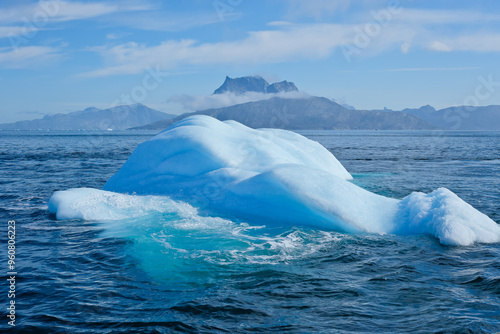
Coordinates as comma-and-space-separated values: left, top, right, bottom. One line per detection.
1, 130, 499, 333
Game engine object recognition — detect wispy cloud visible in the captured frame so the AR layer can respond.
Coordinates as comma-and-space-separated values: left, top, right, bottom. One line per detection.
427, 41, 453, 52
282, 0, 385, 20
0, 26, 36, 39
0, 1, 218, 35
0, 46, 60, 68
393, 9, 500, 25
17, 110, 46, 116
104, 11, 223, 32
283, 0, 352, 19
0, 0, 154, 48
340, 67, 481, 73
383, 67, 480, 72
0, 1, 152, 25
428, 34, 500, 53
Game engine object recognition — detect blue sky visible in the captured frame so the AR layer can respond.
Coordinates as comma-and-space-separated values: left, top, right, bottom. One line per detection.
2, 0, 500, 122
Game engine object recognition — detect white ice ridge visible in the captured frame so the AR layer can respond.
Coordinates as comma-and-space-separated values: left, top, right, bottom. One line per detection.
49, 115, 500, 246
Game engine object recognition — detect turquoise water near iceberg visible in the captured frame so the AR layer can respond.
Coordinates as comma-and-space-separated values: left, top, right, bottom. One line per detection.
1, 130, 499, 333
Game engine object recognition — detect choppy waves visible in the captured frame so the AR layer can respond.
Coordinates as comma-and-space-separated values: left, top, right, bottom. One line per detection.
2, 129, 500, 333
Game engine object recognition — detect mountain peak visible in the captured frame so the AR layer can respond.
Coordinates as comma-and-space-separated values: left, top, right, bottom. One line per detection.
213, 76, 269, 95
266, 80, 298, 93
81, 107, 101, 113
419, 105, 436, 112
401, 104, 437, 115
213, 76, 299, 95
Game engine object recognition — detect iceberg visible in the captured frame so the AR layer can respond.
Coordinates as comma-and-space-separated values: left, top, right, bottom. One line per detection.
49, 115, 500, 246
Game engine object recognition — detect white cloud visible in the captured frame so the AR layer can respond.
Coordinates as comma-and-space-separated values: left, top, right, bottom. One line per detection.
436, 34, 500, 53
17, 110, 46, 116
352, 9, 500, 55
384, 67, 480, 72
284, 0, 351, 19
341, 67, 480, 73
282, 0, 385, 20
0, 26, 33, 39
267, 21, 294, 27
106, 33, 119, 40
400, 42, 410, 54
0, 1, 220, 34
0, 46, 60, 68
170, 91, 310, 112
105, 11, 222, 32
79, 8, 500, 77
427, 41, 452, 52
426, 34, 500, 53
350, 8, 500, 54
82, 24, 354, 77
393, 9, 500, 25
0, 1, 152, 25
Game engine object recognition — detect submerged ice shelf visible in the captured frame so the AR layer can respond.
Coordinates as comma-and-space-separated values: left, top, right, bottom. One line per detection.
49, 116, 500, 246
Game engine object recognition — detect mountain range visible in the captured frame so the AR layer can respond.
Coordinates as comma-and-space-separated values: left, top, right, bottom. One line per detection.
1, 76, 499, 131
401, 105, 500, 131
135, 96, 432, 130
0, 104, 174, 130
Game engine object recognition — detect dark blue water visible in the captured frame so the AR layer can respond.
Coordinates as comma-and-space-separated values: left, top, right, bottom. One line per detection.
1, 130, 499, 333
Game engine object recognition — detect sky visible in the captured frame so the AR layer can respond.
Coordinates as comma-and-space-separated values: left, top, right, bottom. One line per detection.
2, 0, 500, 123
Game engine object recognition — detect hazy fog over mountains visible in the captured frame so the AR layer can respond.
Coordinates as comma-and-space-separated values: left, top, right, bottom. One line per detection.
1, 76, 499, 131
